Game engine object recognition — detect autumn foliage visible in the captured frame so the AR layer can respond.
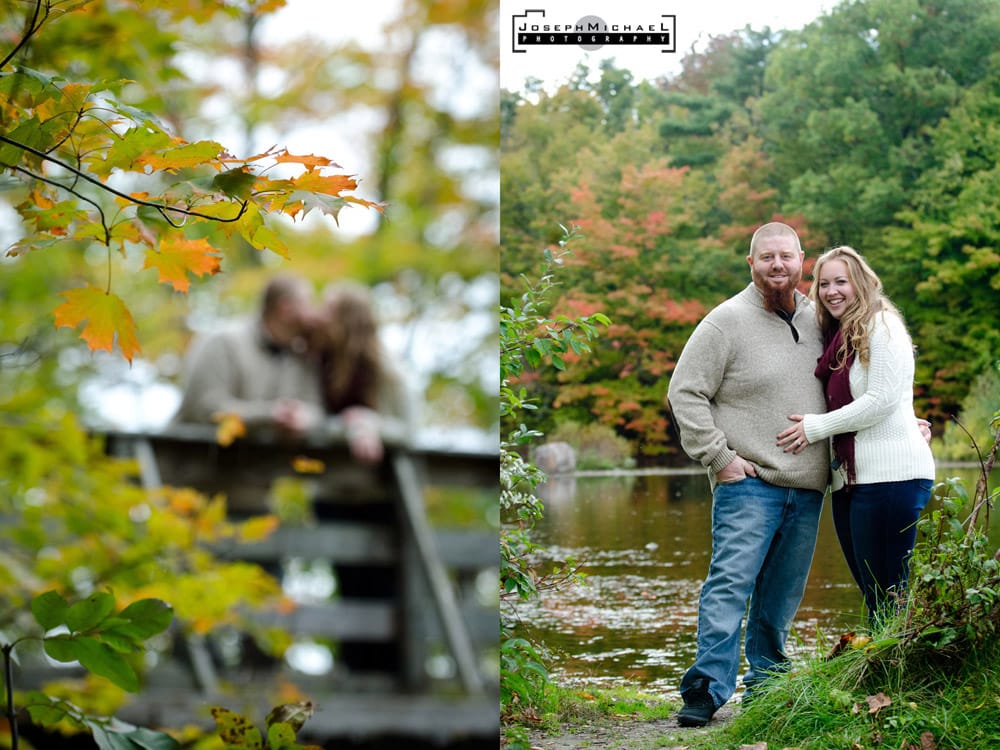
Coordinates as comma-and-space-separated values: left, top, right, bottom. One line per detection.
1, 1, 381, 362
502, 1, 1000, 458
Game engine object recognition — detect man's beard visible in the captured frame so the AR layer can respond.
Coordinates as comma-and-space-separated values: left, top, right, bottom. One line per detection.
753, 268, 800, 313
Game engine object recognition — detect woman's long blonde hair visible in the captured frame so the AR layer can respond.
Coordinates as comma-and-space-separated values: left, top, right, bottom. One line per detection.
810, 245, 900, 368
317, 281, 385, 412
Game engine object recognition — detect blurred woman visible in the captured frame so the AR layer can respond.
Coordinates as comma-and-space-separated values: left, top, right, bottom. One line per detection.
314, 281, 416, 464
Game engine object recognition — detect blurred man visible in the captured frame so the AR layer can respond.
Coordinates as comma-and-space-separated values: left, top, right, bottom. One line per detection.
173, 273, 324, 436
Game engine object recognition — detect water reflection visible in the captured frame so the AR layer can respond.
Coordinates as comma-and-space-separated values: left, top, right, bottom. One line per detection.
510, 467, 995, 699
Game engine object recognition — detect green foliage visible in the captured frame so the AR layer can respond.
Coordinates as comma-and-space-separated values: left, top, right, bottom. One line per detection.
546, 420, 635, 470
721, 638, 1000, 750
936, 363, 1000, 461
500, 227, 606, 726
0, 388, 286, 744
30, 591, 172, 693
2, 591, 178, 750
502, 0, 1000, 450
0, 2, 381, 361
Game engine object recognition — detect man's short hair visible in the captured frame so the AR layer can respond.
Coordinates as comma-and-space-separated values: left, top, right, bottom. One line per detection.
261, 274, 308, 317
749, 222, 801, 257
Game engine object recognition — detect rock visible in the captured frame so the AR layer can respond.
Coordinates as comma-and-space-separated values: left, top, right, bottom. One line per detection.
534, 441, 576, 476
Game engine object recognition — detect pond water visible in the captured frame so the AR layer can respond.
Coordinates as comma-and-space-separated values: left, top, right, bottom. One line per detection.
508, 466, 996, 701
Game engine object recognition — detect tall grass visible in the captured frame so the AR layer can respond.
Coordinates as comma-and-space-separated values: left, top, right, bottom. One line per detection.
721, 637, 1000, 749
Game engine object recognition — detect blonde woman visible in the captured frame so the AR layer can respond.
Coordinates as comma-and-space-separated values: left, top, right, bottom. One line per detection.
777, 246, 934, 621
314, 281, 416, 464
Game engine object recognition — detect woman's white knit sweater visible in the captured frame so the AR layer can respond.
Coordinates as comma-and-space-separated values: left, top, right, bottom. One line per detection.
802, 311, 935, 490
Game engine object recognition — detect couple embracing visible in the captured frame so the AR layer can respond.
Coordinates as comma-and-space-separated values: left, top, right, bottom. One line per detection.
174, 273, 415, 465
667, 222, 935, 727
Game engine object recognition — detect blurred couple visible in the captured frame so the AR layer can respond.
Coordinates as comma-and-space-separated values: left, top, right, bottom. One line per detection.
173, 273, 416, 463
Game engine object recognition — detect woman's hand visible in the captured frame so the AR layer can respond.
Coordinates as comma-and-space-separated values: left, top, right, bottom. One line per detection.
343, 406, 385, 464
776, 415, 809, 454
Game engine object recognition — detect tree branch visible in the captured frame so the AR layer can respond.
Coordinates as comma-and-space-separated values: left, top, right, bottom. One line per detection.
0, 0, 47, 72
0, 133, 249, 223
10, 163, 111, 246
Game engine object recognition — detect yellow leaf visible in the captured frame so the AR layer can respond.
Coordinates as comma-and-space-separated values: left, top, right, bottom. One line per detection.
53, 286, 141, 363
165, 487, 203, 515
291, 170, 358, 196
274, 151, 339, 169
31, 189, 54, 209
144, 237, 221, 293
251, 225, 289, 259
213, 412, 246, 446
239, 515, 280, 543
291, 456, 325, 474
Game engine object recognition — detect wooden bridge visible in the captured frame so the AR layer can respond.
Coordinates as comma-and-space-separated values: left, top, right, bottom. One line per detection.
31, 426, 499, 747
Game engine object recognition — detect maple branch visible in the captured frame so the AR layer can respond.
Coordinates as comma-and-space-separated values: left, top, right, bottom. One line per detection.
0, 133, 250, 223
0, 0, 48, 72
9, 163, 111, 246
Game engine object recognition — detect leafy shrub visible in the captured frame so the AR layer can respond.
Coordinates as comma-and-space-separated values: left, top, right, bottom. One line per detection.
935, 362, 1000, 461
547, 419, 636, 470
500, 228, 607, 730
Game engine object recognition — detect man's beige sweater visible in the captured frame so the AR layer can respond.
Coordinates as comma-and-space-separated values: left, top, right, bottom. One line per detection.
667, 283, 831, 493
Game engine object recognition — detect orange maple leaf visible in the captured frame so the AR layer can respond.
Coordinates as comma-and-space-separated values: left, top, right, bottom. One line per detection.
238, 514, 280, 543
292, 456, 326, 474
291, 170, 358, 196
213, 412, 246, 446
144, 237, 221, 293
274, 151, 339, 169
53, 286, 141, 363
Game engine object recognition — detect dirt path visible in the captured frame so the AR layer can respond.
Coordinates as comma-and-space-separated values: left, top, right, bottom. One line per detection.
524, 704, 736, 750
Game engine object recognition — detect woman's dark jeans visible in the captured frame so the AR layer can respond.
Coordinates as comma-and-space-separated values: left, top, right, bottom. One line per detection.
832, 478, 933, 622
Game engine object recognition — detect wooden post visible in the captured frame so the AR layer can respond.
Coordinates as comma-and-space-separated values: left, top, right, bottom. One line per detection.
392, 453, 484, 694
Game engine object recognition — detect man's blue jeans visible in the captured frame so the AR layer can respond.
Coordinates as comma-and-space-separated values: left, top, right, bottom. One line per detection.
679, 477, 824, 707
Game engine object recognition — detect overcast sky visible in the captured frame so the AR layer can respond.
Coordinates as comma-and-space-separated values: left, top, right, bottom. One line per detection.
500, 0, 836, 93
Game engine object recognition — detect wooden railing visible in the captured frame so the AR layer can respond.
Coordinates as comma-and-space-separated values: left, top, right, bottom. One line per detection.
62, 426, 498, 743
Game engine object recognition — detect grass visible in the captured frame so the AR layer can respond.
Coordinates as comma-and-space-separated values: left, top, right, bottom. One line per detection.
719, 638, 1000, 750
504, 638, 1000, 750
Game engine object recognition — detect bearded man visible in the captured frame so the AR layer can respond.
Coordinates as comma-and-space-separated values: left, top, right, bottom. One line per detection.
666, 222, 830, 726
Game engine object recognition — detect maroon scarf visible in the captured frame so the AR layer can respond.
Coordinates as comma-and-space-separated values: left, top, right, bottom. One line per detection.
814, 328, 857, 486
